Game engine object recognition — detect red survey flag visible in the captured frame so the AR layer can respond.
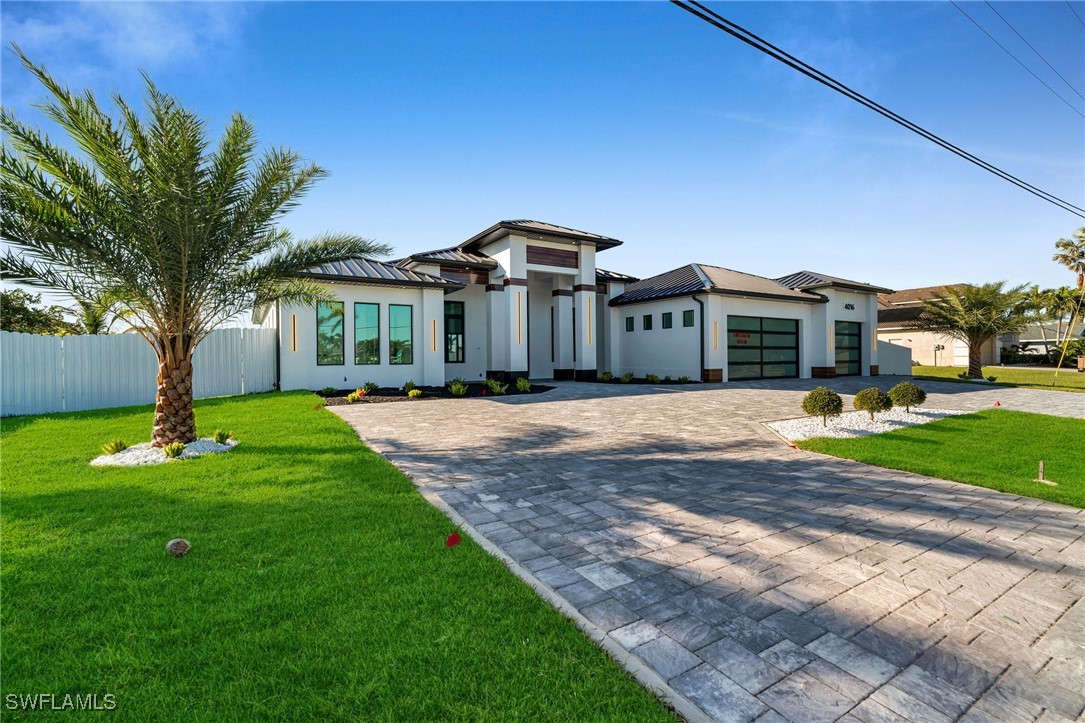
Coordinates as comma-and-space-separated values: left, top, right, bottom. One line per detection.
445, 531, 462, 547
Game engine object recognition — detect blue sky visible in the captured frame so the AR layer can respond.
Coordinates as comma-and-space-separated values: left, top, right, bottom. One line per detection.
2, 1, 1083, 293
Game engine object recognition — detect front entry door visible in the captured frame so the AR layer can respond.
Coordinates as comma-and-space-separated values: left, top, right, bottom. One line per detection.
835, 321, 861, 376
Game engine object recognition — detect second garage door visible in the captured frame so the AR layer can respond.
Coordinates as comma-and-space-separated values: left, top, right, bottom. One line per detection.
726, 315, 799, 380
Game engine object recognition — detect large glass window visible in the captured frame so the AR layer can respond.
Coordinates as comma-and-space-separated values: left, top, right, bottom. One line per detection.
389, 304, 413, 365
726, 315, 799, 380
316, 301, 344, 366
683, 310, 695, 327
445, 301, 465, 363
353, 303, 379, 365
662, 312, 673, 329
835, 321, 861, 376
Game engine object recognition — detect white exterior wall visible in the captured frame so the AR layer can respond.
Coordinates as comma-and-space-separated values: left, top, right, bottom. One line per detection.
278, 283, 444, 391
876, 329, 1001, 367
877, 341, 913, 376
819, 288, 879, 375
444, 284, 489, 381
616, 298, 702, 379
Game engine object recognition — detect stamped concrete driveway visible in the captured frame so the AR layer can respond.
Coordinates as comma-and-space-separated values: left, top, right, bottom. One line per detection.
334, 379, 1084, 722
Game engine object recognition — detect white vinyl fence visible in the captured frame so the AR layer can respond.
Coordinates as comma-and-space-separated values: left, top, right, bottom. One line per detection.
1, 327, 277, 417
877, 340, 914, 376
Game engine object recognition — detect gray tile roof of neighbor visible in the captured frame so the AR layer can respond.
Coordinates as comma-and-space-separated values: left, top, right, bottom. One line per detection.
610, 264, 826, 306
776, 270, 893, 295
460, 220, 623, 251
296, 257, 465, 291
399, 247, 499, 270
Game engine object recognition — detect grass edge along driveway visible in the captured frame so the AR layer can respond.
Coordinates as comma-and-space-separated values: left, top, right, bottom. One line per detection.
0, 391, 673, 721
797, 409, 1085, 509
912, 364, 1085, 393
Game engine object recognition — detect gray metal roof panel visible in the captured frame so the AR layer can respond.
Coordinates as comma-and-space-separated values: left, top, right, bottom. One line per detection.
777, 270, 893, 294
596, 268, 640, 283
296, 257, 464, 290
402, 247, 498, 269
460, 220, 622, 251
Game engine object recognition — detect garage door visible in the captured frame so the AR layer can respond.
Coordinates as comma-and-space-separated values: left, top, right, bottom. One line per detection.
727, 316, 799, 380
835, 321, 862, 376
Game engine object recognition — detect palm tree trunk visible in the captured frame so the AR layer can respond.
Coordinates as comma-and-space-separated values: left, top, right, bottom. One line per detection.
152, 351, 196, 447
968, 344, 982, 379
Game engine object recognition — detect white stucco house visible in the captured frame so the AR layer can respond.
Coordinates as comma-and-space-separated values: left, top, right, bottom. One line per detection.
256, 220, 893, 390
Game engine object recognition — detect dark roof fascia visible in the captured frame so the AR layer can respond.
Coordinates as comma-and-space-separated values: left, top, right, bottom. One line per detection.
460, 222, 623, 252
294, 271, 465, 293
611, 287, 827, 307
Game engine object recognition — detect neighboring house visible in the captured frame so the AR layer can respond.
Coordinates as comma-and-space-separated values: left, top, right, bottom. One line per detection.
1006, 322, 1085, 354
257, 220, 892, 390
876, 285, 1002, 366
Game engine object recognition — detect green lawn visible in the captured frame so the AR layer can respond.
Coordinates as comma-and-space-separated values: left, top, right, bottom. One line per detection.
1, 392, 672, 721
912, 365, 1085, 392
797, 410, 1085, 508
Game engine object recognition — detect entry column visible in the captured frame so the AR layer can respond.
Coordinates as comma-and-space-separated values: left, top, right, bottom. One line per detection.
572, 244, 597, 381
553, 283, 574, 379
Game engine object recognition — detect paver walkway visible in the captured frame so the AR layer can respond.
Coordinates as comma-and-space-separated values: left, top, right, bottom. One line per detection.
334, 378, 1085, 722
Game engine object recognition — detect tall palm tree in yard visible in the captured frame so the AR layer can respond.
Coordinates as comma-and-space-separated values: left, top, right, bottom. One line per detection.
1, 49, 388, 445
68, 290, 121, 335
1053, 228, 1085, 290
910, 282, 1030, 379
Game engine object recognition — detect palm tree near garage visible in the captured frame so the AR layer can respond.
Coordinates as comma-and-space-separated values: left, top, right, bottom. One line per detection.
1047, 286, 1081, 348
1053, 228, 1085, 290
909, 282, 1030, 379
0, 48, 389, 446
1024, 285, 1054, 352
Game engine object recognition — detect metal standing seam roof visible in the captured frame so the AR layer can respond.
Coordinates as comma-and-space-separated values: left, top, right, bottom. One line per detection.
398, 247, 498, 270
295, 257, 465, 291
459, 220, 623, 252
877, 284, 966, 307
610, 264, 827, 306
596, 268, 640, 283
776, 270, 893, 295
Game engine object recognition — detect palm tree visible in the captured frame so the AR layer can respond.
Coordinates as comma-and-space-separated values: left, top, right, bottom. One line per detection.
1024, 285, 1054, 351
68, 290, 121, 335
909, 282, 1030, 379
1047, 286, 1081, 347
1053, 228, 1085, 290
1, 49, 388, 446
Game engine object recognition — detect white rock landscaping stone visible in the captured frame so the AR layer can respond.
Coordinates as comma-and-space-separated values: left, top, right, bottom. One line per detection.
767, 408, 968, 442
91, 438, 238, 467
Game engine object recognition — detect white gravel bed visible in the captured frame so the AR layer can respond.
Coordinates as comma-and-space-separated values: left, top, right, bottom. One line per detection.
91, 438, 238, 467
767, 408, 968, 442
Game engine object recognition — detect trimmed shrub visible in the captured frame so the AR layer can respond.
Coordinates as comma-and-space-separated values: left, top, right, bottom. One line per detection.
320, 386, 337, 396
101, 439, 127, 455
212, 429, 233, 444
163, 441, 185, 459
663, 375, 672, 382
408, 389, 422, 399
853, 387, 892, 421
361, 381, 379, 394
484, 378, 508, 395
599, 372, 614, 382
645, 374, 660, 383
677, 376, 690, 383
403, 379, 417, 393
448, 380, 468, 397
620, 372, 634, 383
887, 381, 926, 413
515, 377, 531, 393
802, 387, 843, 427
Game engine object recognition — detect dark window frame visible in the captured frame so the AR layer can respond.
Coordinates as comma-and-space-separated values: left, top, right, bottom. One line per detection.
643, 314, 653, 331
683, 309, 695, 327
444, 300, 465, 364
726, 315, 800, 380
625, 317, 634, 332
389, 304, 414, 366
316, 300, 345, 366
662, 312, 673, 329
834, 320, 862, 376
353, 302, 380, 365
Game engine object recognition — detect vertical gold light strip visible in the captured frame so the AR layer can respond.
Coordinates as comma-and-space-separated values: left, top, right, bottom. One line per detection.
713, 321, 718, 350
587, 296, 592, 345
432, 319, 437, 352
291, 314, 297, 352
829, 324, 834, 350
517, 292, 522, 344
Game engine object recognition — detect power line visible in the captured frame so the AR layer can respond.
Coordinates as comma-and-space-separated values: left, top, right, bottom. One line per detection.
984, 1, 1085, 101
669, 0, 1085, 218
1065, 1, 1085, 28
951, 1, 1084, 117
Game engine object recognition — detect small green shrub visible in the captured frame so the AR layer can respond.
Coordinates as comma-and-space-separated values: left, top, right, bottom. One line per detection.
663, 375, 672, 382
408, 389, 422, 399
957, 372, 971, 380
361, 381, 379, 394
887, 381, 926, 413
986, 375, 998, 382
403, 379, 417, 393
620, 372, 634, 383
515, 377, 532, 393
853, 387, 893, 421
645, 374, 660, 383
802, 386, 843, 427
346, 391, 362, 403
163, 441, 185, 459
101, 439, 127, 455
677, 376, 690, 383
448, 380, 468, 397
212, 429, 233, 444
599, 372, 614, 383
320, 386, 337, 396
484, 378, 508, 395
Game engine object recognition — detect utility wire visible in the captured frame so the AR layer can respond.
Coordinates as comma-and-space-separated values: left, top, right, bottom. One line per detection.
984, 1, 1085, 101
669, 0, 1085, 218
951, 1, 1084, 117
1066, 1, 1085, 28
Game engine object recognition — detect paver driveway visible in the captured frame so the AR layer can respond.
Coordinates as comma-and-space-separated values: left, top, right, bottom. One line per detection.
334, 378, 1085, 722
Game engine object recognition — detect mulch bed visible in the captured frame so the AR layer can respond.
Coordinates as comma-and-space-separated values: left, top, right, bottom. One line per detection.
321, 383, 554, 405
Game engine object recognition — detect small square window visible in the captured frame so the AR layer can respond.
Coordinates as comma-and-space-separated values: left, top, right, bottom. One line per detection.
662, 312, 673, 329
683, 310, 695, 327
625, 317, 634, 332
643, 314, 653, 331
